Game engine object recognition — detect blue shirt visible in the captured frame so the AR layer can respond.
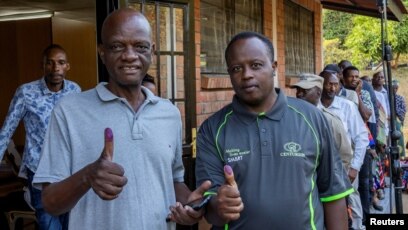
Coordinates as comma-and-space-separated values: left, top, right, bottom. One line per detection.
0, 78, 80, 177
395, 93, 406, 124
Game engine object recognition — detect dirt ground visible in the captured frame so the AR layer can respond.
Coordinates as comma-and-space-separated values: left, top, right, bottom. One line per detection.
403, 191, 408, 213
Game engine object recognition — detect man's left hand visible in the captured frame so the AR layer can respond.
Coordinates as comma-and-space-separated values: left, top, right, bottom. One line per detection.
167, 180, 212, 225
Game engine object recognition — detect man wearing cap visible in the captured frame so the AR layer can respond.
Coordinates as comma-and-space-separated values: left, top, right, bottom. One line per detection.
291, 73, 353, 169
372, 66, 390, 145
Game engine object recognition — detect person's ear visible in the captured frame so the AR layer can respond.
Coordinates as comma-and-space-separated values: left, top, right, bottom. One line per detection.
272, 61, 278, 68
316, 88, 322, 97
150, 43, 156, 60
66, 62, 70, 71
98, 45, 106, 64
272, 61, 278, 77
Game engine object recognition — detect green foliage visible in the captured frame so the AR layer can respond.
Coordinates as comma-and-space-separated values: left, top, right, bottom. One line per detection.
394, 16, 408, 54
344, 16, 385, 68
323, 4, 408, 69
323, 38, 348, 65
323, 10, 353, 46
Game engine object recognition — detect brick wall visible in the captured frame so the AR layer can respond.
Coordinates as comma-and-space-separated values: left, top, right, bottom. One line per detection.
278, 0, 322, 96
194, 0, 322, 127
276, 0, 287, 94
194, 0, 235, 127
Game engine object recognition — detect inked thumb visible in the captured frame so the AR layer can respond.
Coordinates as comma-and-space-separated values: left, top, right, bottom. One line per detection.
224, 165, 237, 188
102, 128, 114, 161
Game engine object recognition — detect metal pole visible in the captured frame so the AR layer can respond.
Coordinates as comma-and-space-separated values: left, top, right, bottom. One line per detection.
378, 0, 404, 214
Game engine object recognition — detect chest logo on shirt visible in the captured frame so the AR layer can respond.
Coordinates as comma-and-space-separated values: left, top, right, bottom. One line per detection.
225, 148, 250, 163
280, 142, 305, 157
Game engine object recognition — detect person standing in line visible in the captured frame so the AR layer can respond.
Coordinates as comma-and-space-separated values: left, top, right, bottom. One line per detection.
32, 9, 210, 230
339, 60, 379, 140
195, 31, 353, 230
320, 71, 369, 230
323, 63, 359, 106
392, 80, 406, 126
372, 67, 390, 143
290, 73, 353, 170
0, 44, 81, 230
342, 66, 380, 219
392, 79, 406, 157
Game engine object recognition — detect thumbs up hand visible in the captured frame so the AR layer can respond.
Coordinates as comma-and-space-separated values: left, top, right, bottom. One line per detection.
214, 165, 244, 222
87, 128, 128, 200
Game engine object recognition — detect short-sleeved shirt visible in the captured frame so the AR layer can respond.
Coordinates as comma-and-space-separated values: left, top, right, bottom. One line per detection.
196, 89, 353, 230
0, 78, 80, 177
33, 83, 184, 230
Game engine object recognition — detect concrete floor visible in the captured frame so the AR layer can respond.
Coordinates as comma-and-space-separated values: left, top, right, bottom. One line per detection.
371, 177, 408, 214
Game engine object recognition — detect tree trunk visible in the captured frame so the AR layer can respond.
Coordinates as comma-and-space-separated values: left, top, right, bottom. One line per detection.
393, 52, 400, 68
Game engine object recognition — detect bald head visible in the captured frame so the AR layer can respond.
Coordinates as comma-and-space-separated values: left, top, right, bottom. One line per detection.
101, 8, 152, 44
98, 8, 154, 89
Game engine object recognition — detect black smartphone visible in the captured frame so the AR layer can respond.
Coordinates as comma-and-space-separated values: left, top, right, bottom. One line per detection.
165, 195, 213, 222
187, 195, 213, 211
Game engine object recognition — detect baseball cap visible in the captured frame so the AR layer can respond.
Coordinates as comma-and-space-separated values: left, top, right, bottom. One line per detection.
290, 73, 324, 90
373, 65, 383, 75
323, 64, 341, 74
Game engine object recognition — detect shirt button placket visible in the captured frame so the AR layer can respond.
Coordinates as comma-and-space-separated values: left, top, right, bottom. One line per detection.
259, 122, 269, 156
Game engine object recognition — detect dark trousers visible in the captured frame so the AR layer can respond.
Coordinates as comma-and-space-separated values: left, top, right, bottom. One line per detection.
358, 150, 373, 223
27, 169, 69, 230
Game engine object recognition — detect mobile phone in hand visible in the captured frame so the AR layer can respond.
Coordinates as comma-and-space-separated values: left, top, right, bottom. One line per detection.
187, 195, 213, 211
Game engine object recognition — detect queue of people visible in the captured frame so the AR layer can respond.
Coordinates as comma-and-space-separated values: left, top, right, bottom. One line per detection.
0, 7, 406, 230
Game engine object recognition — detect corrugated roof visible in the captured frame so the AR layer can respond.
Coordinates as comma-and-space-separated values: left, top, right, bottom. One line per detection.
321, 0, 407, 21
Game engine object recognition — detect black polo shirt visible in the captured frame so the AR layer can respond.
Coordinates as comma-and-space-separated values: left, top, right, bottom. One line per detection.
196, 88, 353, 230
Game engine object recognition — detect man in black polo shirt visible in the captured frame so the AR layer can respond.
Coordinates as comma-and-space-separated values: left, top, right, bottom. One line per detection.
195, 32, 353, 230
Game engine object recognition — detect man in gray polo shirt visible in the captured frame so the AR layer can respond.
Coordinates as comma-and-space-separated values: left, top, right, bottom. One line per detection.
196, 32, 353, 230
33, 9, 210, 230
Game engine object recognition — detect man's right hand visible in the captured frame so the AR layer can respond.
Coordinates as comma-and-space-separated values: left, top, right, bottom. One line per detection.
87, 128, 128, 200
214, 165, 244, 222
348, 168, 358, 184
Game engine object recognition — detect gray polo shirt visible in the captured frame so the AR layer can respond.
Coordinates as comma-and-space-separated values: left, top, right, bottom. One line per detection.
34, 83, 184, 230
196, 89, 353, 230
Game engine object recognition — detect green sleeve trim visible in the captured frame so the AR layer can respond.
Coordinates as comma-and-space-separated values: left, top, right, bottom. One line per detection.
320, 188, 354, 202
203, 191, 217, 196
202, 192, 229, 230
